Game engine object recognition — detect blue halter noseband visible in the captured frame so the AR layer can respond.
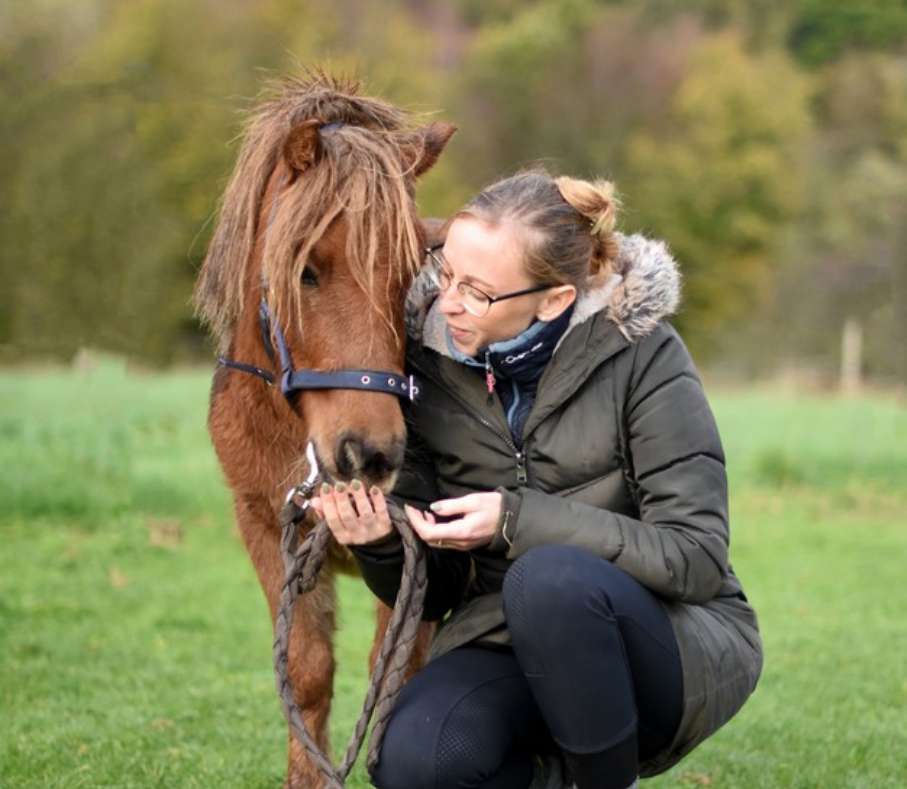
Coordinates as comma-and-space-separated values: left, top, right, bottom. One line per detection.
216, 125, 421, 403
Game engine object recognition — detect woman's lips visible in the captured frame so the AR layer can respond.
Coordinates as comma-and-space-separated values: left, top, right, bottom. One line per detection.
448, 325, 472, 340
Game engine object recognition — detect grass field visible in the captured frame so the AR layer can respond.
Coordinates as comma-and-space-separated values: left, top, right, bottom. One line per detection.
2, 362, 906, 788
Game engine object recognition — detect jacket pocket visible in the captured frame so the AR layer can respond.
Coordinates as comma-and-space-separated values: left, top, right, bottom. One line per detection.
556, 467, 634, 512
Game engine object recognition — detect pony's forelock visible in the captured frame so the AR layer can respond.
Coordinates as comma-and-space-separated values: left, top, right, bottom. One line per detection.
194, 68, 424, 352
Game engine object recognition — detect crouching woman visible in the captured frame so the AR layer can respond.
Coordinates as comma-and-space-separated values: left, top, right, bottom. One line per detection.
313, 168, 763, 789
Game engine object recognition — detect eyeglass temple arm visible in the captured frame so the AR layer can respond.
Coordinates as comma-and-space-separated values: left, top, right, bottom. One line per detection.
488, 283, 553, 304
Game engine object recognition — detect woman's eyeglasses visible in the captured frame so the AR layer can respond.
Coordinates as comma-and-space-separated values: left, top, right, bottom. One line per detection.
425, 244, 553, 318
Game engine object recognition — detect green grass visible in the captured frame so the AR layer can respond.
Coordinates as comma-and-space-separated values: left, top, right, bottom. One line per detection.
2, 363, 906, 787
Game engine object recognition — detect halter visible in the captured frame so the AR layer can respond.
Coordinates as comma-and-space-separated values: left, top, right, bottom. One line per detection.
217, 300, 419, 401
216, 127, 421, 403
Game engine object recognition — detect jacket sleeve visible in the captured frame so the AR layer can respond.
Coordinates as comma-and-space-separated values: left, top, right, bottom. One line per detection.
350, 411, 472, 620
491, 322, 729, 603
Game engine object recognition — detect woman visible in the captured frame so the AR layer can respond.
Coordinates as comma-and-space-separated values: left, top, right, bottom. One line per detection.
312, 169, 763, 789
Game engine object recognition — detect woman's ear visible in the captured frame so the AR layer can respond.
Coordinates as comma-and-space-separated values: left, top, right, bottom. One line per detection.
536, 285, 576, 322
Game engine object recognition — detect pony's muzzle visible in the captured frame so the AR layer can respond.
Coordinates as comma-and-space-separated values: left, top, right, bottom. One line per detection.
335, 433, 405, 484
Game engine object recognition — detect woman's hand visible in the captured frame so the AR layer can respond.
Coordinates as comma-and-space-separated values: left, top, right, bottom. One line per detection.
310, 481, 394, 546
404, 492, 502, 551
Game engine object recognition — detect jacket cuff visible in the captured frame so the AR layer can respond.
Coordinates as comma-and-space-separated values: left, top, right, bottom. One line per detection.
349, 530, 404, 559
502, 487, 624, 561
487, 486, 523, 553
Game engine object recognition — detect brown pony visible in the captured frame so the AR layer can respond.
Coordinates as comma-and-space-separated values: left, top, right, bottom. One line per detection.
193, 70, 455, 788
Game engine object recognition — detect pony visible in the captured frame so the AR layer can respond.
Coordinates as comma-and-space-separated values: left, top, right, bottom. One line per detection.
193, 70, 456, 788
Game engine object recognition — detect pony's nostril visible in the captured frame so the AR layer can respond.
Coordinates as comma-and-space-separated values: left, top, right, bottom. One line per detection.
365, 451, 392, 479
336, 435, 363, 479
334, 435, 405, 481
361, 438, 405, 480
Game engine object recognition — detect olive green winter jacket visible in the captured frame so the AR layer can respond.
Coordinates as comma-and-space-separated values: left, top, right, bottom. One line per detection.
351, 232, 763, 776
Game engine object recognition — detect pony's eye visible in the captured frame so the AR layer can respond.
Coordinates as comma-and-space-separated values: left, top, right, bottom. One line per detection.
301, 267, 319, 287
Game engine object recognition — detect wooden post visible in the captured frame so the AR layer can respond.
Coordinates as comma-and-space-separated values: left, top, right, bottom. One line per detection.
841, 317, 862, 395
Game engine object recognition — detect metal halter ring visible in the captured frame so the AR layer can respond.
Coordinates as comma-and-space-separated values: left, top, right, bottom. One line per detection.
284, 442, 321, 505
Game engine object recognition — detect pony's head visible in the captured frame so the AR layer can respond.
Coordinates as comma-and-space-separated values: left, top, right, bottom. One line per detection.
195, 70, 455, 490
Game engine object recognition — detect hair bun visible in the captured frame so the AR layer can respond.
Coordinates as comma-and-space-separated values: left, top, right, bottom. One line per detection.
555, 176, 621, 281
555, 176, 620, 236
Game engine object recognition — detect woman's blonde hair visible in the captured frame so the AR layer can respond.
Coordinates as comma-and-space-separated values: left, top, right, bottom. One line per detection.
453, 166, 621, 292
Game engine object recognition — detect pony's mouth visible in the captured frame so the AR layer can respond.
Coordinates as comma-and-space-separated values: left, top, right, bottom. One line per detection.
303, 438, 402, 495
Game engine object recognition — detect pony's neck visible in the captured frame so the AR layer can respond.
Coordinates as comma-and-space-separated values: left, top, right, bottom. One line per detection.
215, 307, 308, 499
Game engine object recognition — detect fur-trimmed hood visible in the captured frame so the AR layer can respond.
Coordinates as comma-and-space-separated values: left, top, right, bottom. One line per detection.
404, 231, 682, 358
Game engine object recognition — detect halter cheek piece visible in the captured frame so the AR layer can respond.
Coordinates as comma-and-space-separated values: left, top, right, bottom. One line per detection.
216, 122, 421, 403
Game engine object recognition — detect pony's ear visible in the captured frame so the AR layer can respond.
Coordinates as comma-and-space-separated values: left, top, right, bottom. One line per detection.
283, 119, 324, 173
405, 121, 457, 178
421, 217, 449, 248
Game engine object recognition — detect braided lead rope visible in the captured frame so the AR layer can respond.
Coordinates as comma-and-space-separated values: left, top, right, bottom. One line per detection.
273, 493, 427, 787
358, 505, 427, 774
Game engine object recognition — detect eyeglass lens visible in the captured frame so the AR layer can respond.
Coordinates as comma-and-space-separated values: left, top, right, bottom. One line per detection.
430, 254, 490, 317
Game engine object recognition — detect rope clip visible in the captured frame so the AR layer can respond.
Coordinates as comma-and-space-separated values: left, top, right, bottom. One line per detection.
284, 441, 322, 507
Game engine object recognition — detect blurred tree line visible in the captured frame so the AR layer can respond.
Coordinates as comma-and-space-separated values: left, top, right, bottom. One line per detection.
1, 0, 905, 385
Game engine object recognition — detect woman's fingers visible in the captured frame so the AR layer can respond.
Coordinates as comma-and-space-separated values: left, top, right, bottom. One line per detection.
314, 480, 394, 545
333, 483, 361, 529
417, 513, 483, 542
319, 483, 345, 537
408, 510, 443, 540
404, 504, 473, 551
403, 503, 423, 527
404, 504, 434, 539
350, 479, 374, 520
429, 494, 481, 517
370, 486, 389, 521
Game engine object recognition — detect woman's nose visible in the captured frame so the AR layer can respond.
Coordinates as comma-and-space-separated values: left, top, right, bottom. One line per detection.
438, 285, 465, 315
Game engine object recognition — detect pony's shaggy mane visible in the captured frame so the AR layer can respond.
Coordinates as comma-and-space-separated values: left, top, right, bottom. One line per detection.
194, 68, 426, 351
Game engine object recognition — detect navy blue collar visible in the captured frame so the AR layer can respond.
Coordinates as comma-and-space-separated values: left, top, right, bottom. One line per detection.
446, 304, 575, 394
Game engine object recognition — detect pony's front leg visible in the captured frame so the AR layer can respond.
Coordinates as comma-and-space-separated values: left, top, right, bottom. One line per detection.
283, 576, 337, 789
235, 498, 336, 789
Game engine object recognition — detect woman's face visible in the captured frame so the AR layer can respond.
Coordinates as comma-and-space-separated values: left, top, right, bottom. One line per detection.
436, 217, 575, 356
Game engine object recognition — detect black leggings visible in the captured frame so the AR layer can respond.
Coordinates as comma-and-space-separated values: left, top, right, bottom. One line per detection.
371, 545, 684, 789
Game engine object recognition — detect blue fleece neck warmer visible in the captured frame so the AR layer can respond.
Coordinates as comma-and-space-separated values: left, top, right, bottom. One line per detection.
445, 303, 575, 446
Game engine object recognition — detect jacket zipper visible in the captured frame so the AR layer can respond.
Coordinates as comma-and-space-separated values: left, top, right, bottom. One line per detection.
409, 358, 529, 485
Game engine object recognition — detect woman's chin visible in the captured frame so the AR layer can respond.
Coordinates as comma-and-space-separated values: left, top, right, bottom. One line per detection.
452, 338, 473, 355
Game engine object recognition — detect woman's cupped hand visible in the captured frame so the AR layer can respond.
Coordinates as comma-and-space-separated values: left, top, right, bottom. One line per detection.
310, 481, 394, 546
